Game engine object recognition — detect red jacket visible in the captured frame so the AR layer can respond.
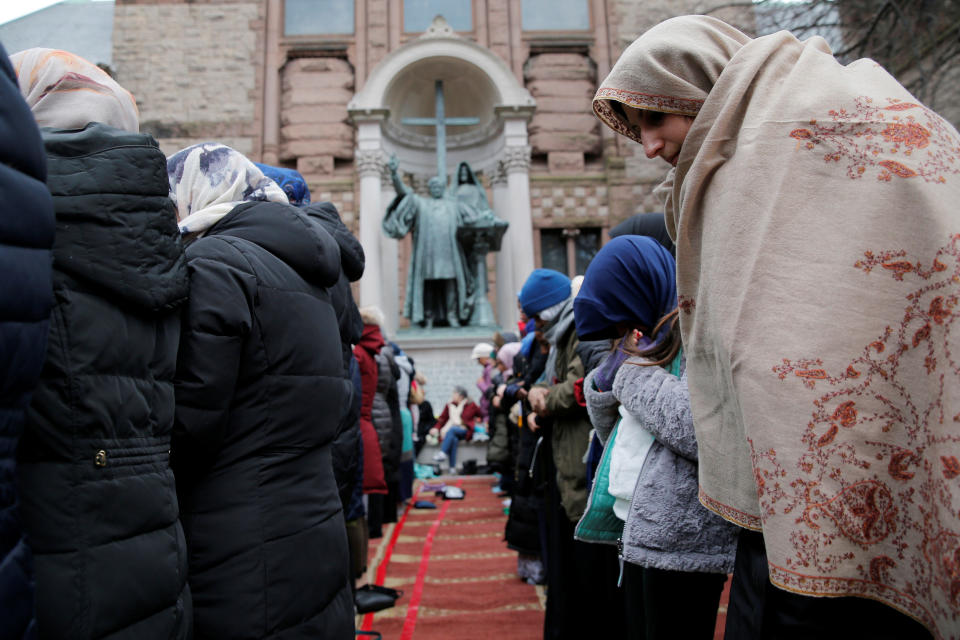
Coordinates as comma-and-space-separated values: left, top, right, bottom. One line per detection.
353, 324, 387, 494
435, 401, 481, 441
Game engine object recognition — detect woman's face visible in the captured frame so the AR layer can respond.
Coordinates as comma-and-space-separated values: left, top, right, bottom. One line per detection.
622, 106, 694, 167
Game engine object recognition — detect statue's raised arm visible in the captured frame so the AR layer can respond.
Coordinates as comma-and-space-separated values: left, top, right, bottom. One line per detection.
387, 154, 409, 196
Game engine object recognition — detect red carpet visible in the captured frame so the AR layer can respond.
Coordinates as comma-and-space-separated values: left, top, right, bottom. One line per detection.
358, 475, 731, 639
360, 476, 545, 639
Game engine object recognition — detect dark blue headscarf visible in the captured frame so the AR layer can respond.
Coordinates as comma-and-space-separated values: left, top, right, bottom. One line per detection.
253, 163, 311, 207
574, 235, 677, 342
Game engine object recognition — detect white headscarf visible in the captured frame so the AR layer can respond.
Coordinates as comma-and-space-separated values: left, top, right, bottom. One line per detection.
166, 143, 288, 235
10, 48, 139, 133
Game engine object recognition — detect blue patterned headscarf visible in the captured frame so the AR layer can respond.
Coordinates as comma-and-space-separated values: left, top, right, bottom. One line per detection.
574, 235, 677, 341
254, 163, 311, 207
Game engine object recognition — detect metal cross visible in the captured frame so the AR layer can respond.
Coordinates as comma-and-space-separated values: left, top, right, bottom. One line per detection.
401, 80, 480, 186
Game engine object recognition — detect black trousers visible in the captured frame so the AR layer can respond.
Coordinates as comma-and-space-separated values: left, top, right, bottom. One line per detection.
366, 493, 385, 539
622, 561, 726, 640
542, 458, 626, 639
725, 529, 933, 639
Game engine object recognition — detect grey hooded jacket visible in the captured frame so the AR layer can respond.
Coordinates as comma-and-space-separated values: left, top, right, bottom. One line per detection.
585, 354, 737, 573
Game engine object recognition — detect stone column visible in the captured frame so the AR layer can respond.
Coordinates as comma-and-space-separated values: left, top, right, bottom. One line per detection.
491, 161, 516, 329
260, 0, 282, 164
503, 143, 535, 321
379, 167, 399, 337
495, 108, 535, 330
356, 146, 384, 312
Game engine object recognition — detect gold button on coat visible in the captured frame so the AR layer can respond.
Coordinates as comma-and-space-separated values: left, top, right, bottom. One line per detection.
94, 449, 107, 467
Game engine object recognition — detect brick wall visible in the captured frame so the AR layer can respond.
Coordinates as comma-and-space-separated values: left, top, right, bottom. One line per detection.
113, 1, 261, 156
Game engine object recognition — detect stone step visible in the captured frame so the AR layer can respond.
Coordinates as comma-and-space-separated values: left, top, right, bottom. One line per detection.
416, 440, 488, 471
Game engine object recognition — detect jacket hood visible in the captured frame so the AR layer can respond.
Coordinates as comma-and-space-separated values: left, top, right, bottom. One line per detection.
543, 296, 576, 347
43, 123, 187, 312
303, 202, 365, 282
358, 323, 385, 354
608, 212, 676, 256
208, 201, 340, 288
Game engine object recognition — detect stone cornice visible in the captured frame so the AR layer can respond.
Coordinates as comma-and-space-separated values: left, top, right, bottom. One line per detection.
348, 107, 390, 124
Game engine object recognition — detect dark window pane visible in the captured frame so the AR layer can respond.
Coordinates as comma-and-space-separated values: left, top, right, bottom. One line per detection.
405, 0, 472, 32
522, 0, 589, 31
540, 229, 568, 276
285, 0, 354, 35
574, 227, 600, 274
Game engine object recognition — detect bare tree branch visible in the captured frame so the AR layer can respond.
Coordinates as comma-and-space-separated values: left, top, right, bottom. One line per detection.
704, 0, 960, 110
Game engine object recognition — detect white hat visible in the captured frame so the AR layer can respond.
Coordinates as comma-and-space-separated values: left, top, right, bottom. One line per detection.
471, 342, 495, 362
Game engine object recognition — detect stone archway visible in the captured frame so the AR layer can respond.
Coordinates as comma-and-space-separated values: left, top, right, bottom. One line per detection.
349, 16, 536, 335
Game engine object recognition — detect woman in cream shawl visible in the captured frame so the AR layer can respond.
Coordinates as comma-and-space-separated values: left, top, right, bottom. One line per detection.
595, 15, 959, 639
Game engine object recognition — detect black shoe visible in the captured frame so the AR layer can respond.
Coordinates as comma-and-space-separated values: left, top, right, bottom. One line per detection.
355, 584, 404, 614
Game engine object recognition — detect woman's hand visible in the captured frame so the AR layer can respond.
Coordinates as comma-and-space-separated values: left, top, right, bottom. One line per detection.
527, 386, 549, 414
528, 412, 541, 432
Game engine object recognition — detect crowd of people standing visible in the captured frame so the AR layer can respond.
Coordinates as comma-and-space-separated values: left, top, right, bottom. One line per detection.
1, 10, 959, 640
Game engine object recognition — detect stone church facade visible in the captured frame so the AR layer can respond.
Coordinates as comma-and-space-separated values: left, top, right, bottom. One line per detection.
111, 0, 731, 333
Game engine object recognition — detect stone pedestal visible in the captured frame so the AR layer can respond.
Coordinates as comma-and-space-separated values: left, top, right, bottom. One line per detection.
396, 327, 495, 413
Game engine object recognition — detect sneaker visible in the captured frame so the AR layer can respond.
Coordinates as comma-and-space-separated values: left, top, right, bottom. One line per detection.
432, 450, 447, 462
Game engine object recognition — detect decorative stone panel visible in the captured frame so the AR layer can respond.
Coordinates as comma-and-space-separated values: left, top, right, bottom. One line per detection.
524, 53, 600, 156
530, 180, 609, 223
280, 57, 355, 165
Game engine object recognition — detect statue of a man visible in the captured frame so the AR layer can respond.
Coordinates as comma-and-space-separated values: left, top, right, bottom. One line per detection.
382, 155, 476, 328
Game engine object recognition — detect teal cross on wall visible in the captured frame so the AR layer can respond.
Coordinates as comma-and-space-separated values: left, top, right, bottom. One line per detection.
401, 80, 480, 186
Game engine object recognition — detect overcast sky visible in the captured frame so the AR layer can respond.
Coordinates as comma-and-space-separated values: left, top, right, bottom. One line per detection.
0, 0, 111, 26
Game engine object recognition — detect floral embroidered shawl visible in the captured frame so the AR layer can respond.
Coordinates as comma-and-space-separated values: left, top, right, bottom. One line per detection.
595, 15, 960, 637
11, 48, 139, 133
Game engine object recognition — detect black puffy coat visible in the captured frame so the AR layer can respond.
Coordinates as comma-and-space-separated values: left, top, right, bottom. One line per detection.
18, 123, 191, 640
372, 345, 402, 483
302, 202, 364, 513
172, 201, 353, 639
0, 43, 54, 640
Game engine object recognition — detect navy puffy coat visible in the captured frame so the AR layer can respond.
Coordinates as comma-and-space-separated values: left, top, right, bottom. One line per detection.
0, 42, 55, 640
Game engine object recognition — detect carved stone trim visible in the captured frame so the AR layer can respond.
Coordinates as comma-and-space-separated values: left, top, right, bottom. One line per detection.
356, 149, 383, 178
420, 15, 458, 40
503, 145, 531, 174
490, 160, 508, 186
